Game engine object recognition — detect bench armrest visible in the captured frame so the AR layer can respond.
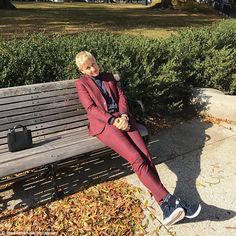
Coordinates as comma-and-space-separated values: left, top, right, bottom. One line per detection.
128, 98, 147, 124
129, 99, 145, 113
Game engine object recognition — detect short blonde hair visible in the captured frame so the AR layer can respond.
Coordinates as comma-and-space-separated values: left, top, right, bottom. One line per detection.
75, 51, 95, 71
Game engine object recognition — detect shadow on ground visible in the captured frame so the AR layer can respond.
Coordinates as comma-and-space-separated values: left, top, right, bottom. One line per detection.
0, 148, 132, 220
149, 118, 236, 224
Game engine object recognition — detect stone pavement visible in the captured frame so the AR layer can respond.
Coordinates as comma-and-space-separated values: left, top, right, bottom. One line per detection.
192, 88, 236, 121
125, 118, 236, 236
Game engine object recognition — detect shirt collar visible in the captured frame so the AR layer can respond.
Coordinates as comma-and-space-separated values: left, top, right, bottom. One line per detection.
91, 74, 101, 81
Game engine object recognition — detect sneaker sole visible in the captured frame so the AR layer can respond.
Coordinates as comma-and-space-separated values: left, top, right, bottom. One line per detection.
163, 207, 185, 226
185, 204, 202, 219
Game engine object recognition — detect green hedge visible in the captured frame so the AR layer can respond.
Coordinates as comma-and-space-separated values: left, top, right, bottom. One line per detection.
0, 19, 235, 115
165, 19, 236, 95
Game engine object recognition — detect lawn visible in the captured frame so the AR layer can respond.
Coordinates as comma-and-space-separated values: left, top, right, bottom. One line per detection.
0, 1, 222, 38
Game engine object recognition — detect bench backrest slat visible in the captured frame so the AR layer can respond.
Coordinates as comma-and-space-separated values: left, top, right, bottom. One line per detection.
0, 80, 76, 98
0, 88, 77, 105
0, 105, 83, 126
0, 109, 86, 131
0, 100, 82, 118
0, 93, 78, 112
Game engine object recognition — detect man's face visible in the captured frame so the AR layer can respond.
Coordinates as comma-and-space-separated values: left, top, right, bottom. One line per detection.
81, 58, 100, 77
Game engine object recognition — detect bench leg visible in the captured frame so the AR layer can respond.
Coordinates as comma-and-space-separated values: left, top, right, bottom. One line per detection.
143, 135, 149, 145
48, 163, 62, 199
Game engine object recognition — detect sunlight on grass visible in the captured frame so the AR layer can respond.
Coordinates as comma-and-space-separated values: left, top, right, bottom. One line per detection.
0, 2, 222, 39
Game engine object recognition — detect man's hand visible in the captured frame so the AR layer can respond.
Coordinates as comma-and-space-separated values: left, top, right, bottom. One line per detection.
113, 117, 126, 129
120, 115, 130, 131
113, 117, 130, 131
121, 114, 129, 121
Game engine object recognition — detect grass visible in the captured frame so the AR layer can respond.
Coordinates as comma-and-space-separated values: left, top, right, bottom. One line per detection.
0, 1, 222, 39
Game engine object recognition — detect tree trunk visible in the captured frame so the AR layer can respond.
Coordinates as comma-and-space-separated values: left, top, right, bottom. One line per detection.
151, 0, 174, 9
0, 0, 16, 9
160, 0, 173, 8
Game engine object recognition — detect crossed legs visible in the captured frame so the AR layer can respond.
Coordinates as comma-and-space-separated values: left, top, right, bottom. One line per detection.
96, 123, 169, 203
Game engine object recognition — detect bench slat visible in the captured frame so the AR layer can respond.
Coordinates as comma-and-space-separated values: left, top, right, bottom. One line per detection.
0, 128, 90, 161
0, 105, 84, 126
0, 88, 77, 105
0, 109, 86, 131
0, 93, 79, 112
0, 115, 88, 141
0, 99, 82, 118
0, 126, 89, 153
0, 80, 76, 98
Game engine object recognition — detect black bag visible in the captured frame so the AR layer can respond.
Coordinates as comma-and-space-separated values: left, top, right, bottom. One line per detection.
7, 125, 33, 152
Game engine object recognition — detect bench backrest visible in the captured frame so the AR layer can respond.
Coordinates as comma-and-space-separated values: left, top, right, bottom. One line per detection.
0, 80, 87, 149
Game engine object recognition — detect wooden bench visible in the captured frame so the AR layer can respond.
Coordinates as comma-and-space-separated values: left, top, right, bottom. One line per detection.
0, 77, 149, 197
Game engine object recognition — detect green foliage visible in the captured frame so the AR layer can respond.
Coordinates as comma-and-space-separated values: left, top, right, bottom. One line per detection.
164, 19, 236, 95
0, 19, 235, 115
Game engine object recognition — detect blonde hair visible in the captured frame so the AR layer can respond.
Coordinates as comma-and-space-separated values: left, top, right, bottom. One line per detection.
75, 51, 95, 71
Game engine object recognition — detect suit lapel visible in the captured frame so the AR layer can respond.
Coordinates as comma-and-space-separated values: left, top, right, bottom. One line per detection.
84, 75, 107, 110
84, 75, 100, 96
83, 74, 119, 111
102, 74, 118, 103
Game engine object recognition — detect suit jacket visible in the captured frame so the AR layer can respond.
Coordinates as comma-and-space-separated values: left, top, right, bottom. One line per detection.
75, 73, 129, 136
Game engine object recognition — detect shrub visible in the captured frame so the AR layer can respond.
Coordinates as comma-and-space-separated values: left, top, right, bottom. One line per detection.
0, 19, 235, 116
165, 19, 236, 94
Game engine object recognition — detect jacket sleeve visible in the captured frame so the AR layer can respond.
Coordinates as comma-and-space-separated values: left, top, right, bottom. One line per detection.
76, 80, 114, 123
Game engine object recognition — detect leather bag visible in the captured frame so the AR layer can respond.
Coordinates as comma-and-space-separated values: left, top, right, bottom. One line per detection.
7, 125, 33, 152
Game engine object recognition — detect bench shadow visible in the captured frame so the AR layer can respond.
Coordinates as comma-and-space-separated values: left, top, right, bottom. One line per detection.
0, 148, 133, 220
33, 136, 62, 147
0, 119, 235, 223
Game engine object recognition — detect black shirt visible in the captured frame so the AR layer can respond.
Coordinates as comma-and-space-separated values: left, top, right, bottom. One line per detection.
91, 74, 118, 114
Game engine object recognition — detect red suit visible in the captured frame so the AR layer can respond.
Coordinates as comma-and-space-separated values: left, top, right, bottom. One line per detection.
76, 73, 168, 203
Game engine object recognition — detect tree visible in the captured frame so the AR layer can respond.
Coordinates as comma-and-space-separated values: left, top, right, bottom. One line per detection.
0, 0, 16, 9
151, 0, 184, 9
152, 0, 174, 9
160, 0, 174, 8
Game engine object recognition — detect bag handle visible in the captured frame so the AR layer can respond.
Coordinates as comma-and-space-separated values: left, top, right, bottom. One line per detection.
10, 125, 27, 132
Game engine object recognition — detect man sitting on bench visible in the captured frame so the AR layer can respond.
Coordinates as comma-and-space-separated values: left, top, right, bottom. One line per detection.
75, 51, 201, 226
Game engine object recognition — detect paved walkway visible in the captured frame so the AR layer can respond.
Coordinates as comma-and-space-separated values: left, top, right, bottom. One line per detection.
125, 119, 236, 236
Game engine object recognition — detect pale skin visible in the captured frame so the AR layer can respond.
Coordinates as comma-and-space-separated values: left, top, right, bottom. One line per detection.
80, 57, 130, 132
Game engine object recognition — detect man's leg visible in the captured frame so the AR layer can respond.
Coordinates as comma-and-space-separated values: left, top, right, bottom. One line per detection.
96, 124, 169, 203
126, 118, 162, 180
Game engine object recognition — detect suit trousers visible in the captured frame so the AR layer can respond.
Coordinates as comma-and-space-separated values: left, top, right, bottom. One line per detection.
96, 120, 169, 203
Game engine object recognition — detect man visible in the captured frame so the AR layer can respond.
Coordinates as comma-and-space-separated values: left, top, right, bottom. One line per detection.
75, 51, 201, 226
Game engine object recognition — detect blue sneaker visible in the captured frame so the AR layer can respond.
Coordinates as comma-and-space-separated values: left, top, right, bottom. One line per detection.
160, 194, 185, 226
178, 199, 202, 219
